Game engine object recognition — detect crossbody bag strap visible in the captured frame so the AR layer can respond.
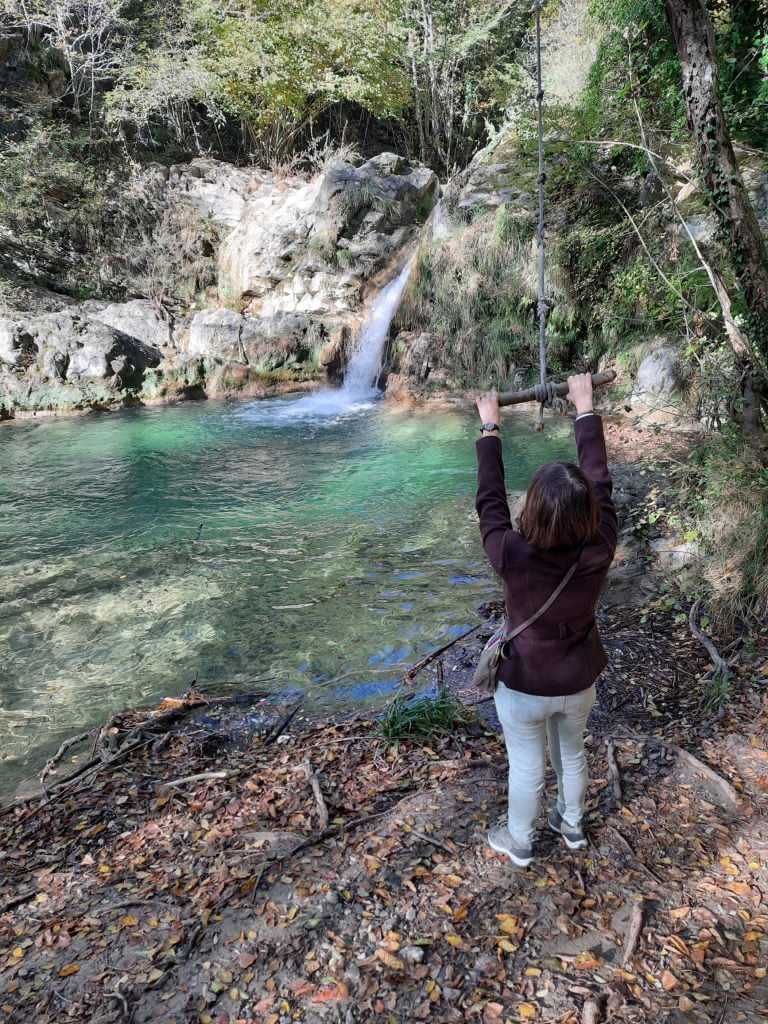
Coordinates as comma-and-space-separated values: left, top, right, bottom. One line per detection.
504, 552, 582, 643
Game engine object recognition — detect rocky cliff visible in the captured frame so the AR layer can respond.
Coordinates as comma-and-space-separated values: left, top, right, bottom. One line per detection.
0, 153, 438, 418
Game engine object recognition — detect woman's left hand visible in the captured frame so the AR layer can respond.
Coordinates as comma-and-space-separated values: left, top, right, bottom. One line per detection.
475, 390, 500, 425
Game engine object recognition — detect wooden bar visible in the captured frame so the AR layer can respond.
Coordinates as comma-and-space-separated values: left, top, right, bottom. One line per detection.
497, 369, 616, 407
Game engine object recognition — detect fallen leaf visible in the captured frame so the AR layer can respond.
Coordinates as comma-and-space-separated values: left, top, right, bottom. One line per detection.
311, 983, 349, 1001
375, 948, 404, 971
661, 970, 680, 991
58, 964, 80, 978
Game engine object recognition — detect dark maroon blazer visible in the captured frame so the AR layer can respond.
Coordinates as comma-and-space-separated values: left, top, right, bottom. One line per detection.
475, 414, 618, 697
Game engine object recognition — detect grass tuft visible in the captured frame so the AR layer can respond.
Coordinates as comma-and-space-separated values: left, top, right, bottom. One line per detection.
378, 687, 470, 744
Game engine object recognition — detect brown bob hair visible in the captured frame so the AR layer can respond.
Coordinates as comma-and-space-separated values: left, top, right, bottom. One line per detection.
519, 462, 600, 550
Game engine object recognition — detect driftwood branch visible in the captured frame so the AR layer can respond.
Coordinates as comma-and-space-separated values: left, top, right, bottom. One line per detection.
497, 370, 616, 407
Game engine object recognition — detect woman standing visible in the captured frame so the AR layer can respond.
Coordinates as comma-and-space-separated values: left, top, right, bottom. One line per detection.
474, 374, 617, 867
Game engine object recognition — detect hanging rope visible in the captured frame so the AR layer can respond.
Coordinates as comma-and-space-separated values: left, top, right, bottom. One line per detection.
533, 0, 553, 431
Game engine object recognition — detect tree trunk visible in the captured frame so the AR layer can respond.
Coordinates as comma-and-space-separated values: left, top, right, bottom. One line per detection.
664, 0, 768, 460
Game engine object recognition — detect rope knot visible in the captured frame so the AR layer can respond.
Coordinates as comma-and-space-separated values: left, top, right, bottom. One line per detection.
533, 380, 559, 406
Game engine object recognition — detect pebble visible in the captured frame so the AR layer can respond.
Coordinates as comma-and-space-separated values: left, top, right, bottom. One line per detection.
400, 945, 425, 964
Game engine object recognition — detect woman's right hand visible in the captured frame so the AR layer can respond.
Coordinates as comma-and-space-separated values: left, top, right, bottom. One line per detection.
566, 373, 594, 416
475, 390, 500, 426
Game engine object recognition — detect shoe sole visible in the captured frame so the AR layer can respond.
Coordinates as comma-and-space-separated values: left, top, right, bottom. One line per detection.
548, 820, 588, 851
487, 835, 533, 867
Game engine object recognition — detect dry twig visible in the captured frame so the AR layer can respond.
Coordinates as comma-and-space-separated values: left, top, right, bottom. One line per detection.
302, 759, 329, 829
605, 741, 622, 803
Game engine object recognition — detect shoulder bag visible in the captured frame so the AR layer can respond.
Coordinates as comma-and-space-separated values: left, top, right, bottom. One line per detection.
471, 555, 581, 695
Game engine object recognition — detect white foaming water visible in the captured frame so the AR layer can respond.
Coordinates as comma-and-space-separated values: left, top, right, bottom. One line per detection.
239, 262, 411, 425
341, 261, 412, 399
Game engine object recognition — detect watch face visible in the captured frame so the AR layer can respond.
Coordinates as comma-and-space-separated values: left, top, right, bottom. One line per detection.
483, 422, 498, 431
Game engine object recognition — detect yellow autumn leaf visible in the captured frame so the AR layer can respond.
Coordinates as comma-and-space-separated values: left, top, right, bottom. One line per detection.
497, 938, 517, 954
58, 964, 80, 977
498, 918, 519, 935
574, 952, 601, 969
445, 935, 462, 948
120, 915, 139, 927
524, 967, 541, 977
11, 947, 24, 959
374, 948, 404, 971
518, 1004, 537, 1019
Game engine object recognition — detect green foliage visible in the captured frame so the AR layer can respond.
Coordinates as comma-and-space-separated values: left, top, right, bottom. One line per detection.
105, 0, 409, 161
378, 686, 469, 744
663, 429, 768, 629
394, 205, 543, 387
0, 124, 126, 299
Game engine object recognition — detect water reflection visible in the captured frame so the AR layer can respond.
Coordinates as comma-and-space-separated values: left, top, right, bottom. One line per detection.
0, 398, 575, 796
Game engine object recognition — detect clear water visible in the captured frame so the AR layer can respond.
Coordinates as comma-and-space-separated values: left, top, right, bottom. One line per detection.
0, 397, 574, 797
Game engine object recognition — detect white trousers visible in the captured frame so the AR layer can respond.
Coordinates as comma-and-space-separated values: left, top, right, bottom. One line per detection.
493, 683, 597, 846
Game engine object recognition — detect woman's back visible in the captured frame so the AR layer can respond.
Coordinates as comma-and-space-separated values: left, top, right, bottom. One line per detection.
475, 411, 618, 696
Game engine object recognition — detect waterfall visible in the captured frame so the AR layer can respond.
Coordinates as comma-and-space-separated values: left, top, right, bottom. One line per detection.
340, 261, 412, 399
240, 262, 411, 423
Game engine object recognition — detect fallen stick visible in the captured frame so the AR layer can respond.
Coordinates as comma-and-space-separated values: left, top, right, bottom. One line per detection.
605, 741, 622, 803
402, 624, 485, 685
603, 825, 663, 886
497, 370, 616, 407
688, 598, 731, 692
302, 760, 329, 829
406, 827, 462, 855
0, 890, 38, 915
164, 770, 231, 788
622, 898, 644, 967
40, 730, 93, 793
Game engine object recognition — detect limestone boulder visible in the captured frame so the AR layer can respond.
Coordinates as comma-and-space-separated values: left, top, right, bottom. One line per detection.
187, 309, 245, 362
218, 153, 438, 313
85, 299, 172, 349
169, 158, 251, 229
0, 311, 162, 415
185, 309, 322, 374
632, 346, 683, 404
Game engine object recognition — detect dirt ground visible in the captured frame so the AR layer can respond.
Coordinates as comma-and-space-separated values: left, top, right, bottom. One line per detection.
1, 414, 767, 1024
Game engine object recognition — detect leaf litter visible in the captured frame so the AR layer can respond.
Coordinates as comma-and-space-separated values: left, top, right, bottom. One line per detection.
0, 667, 766, 1024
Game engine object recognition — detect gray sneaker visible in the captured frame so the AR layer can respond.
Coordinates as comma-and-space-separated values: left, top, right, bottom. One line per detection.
547, 808, 588, 850
487, 824, 534, 867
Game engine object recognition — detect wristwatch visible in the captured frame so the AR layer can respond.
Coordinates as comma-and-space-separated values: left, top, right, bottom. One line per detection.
480, 422, 500, 433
